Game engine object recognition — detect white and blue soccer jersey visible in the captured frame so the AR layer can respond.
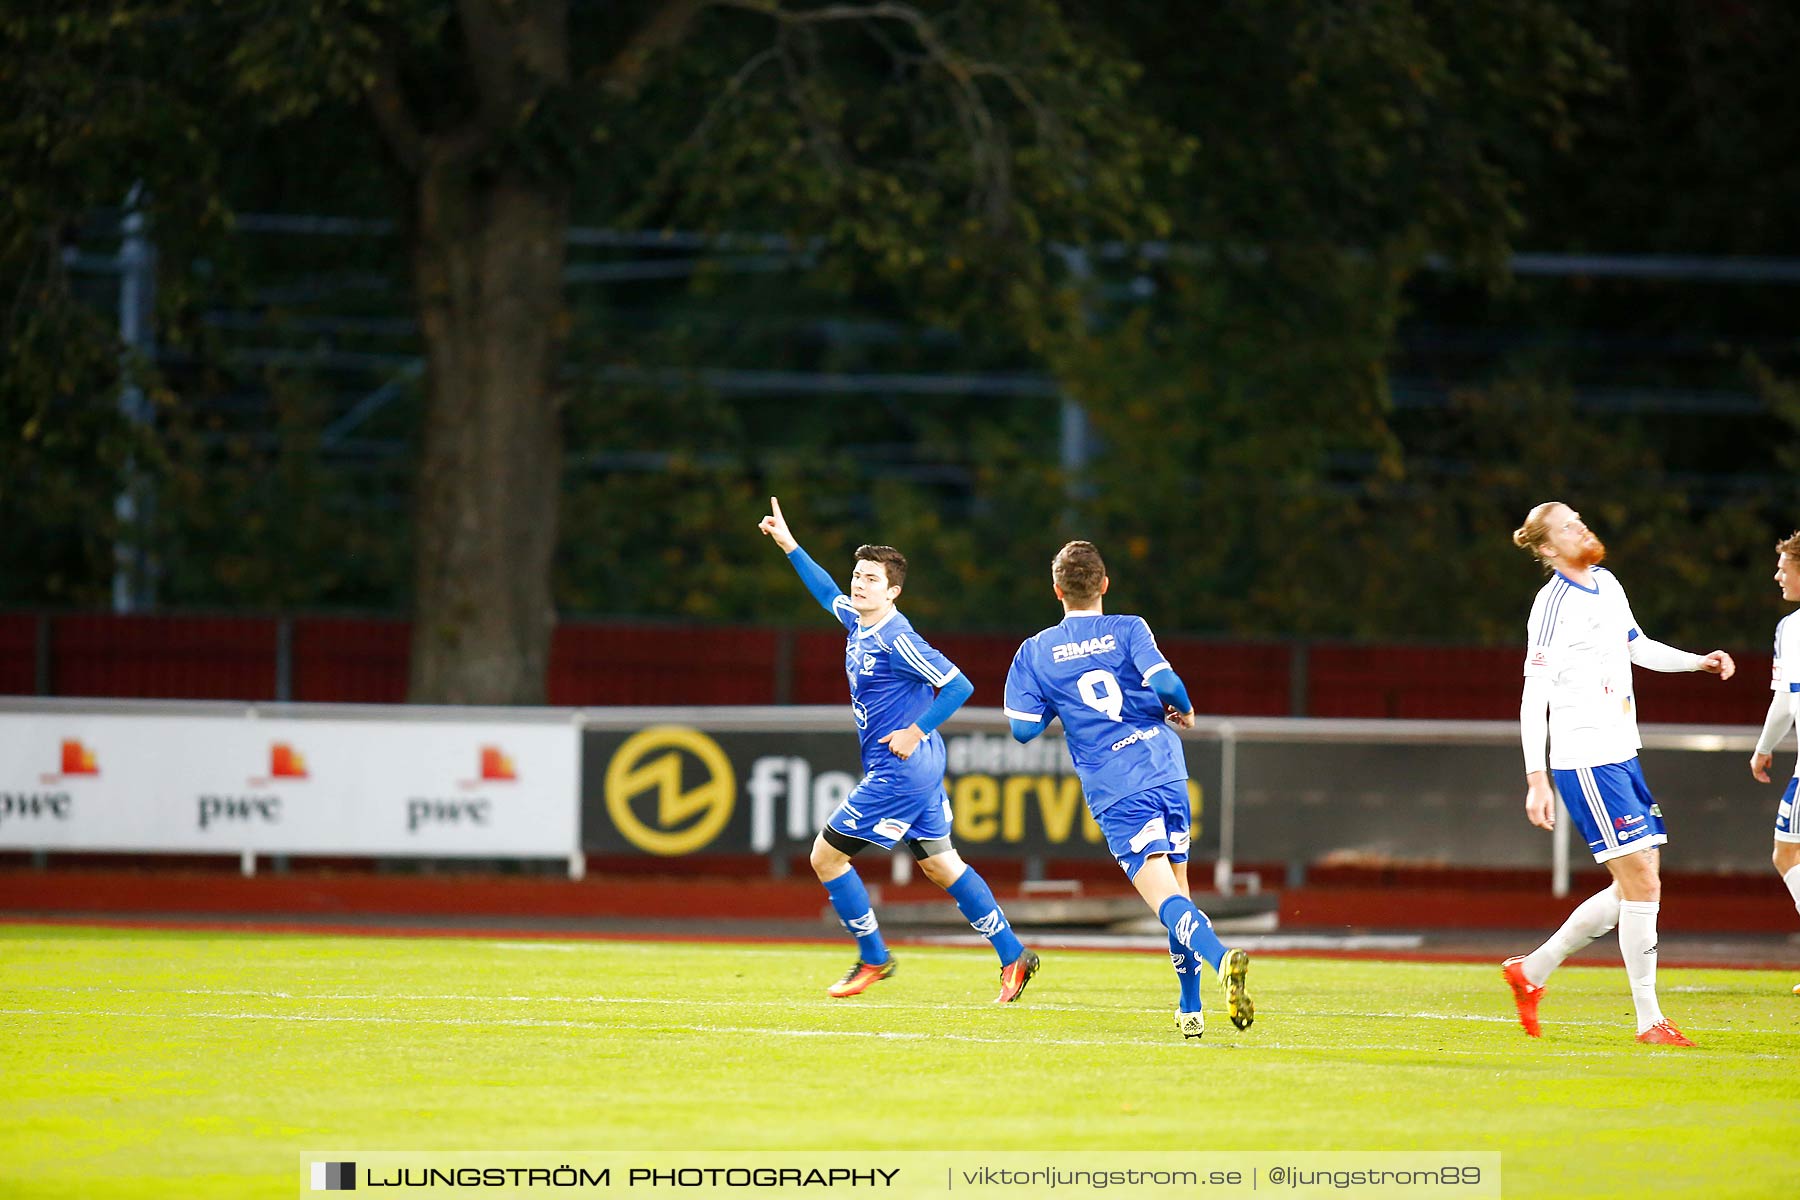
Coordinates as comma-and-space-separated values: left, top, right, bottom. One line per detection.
826, 599, 961, 794
1003, 613, 1186, 815
1524, 567, 1645, 770
1771, 610, 1800, 780
1774, 609, 1800, 841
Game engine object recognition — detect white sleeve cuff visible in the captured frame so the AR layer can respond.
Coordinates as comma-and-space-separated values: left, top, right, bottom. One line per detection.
1004, 707, 1043, 723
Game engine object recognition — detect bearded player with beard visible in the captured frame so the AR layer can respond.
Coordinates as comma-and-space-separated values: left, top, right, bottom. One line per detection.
1502, 503, 1735, 1046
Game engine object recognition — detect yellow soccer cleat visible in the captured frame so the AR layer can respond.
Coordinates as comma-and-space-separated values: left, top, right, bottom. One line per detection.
1219, 948, 1254, 1030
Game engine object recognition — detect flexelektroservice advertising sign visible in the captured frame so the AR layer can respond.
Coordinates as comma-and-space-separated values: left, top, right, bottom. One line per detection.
0, 714, 579, 856
581, 724, 1221, 860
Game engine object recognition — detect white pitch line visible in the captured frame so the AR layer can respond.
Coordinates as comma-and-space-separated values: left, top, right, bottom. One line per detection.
6, 984, 1770, 1035
7, 985, 1778, 1043
5, 1006, 1778, 1059
10, 984, 1138, 1015
0, 1007, 1178, 1050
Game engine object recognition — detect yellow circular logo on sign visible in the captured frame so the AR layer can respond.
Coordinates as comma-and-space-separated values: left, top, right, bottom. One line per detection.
604, 726, 735, 856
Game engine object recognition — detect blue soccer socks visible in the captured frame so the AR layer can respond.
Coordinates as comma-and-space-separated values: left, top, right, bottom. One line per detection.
1158, 894, 1228, 977
945, 868, 1026, 965
822, 870, 889, 965
1169, 929, 1206, 1012
826, 863, 1025, 973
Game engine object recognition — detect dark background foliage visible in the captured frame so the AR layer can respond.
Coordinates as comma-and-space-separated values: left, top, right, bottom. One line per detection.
5, 1, 1798, 662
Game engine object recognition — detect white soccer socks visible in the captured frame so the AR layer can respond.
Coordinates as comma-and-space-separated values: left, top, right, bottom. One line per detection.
1782, 863, 1800, 916
1617, 899, 1664, 1033
1522, 883, 1621, 986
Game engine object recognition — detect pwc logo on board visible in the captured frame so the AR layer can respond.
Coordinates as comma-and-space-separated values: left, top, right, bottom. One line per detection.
248, 742, 309, 788
40, 739, 100, 783
413, 745, 517, 831
458, 745, 518, 790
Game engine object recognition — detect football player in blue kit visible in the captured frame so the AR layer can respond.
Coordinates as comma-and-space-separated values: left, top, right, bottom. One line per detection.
759, 497, 1040, 1002
1004, 540, 1252, 1040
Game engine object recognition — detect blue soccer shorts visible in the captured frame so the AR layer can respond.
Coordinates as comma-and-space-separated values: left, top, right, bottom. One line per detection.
1094, 781, 1192, 880
825, 778, 952, 851
1776, 777, 1800, 844
1550, 758, 1667, 863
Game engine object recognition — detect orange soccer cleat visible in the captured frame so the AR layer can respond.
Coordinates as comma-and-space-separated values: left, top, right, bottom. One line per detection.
1502, 956, 1544, 1038
1635, 1020, 1695, 1047
994, 949, 1040, 1003
827, 957, 897, 998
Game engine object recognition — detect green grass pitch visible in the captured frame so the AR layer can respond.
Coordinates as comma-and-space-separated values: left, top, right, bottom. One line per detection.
3, 922, 1798, 1199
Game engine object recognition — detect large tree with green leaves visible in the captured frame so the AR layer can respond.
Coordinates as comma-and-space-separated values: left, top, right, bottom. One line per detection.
553, 1, 1625, 640
209, 0, 1165, 700
6, 1, 1641, 679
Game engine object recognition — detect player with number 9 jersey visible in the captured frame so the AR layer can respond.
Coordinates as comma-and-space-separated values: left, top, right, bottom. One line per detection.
1004, 540, 1253, 1041
1004, 614, 1186, 816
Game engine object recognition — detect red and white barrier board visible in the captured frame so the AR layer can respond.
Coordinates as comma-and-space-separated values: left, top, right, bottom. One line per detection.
0, 714, 580, 857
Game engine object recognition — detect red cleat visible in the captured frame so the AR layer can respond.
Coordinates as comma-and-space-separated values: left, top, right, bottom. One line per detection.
827, 957, 896, 998
1502, 956, 1544, 1038
994, 949, 1040, 1003
1635, 1020, 1695, 1047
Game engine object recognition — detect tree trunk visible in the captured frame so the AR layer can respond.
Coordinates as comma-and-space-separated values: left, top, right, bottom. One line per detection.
406, 164, 568, 704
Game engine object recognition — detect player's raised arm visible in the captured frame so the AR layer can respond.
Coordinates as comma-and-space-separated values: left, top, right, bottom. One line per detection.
758, 495, 798, 552
759, 495, 849, 620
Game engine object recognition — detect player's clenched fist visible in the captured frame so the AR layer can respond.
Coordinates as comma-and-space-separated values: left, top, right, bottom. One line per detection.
759, 496, 797, 553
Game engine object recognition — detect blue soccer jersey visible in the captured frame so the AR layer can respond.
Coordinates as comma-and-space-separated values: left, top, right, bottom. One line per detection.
1004, 613, 1187, 815
825, 598, 962, 792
